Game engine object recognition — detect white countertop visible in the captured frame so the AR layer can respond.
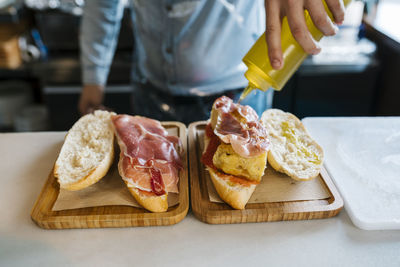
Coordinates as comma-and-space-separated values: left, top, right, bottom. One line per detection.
1, 130, 400, 267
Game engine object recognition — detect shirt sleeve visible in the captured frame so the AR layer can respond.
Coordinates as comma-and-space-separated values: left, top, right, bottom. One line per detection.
80, 0, 125, 86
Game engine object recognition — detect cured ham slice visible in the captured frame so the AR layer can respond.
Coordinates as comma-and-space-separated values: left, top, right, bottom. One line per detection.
211, 96, 269, 158
121, 156, 179, 193
112, 115, 182, 195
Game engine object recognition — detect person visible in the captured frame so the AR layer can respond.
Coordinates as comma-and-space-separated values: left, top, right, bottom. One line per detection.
78, 0, 345, 124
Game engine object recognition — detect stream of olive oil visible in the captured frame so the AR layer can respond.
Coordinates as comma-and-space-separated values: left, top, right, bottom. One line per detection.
238, 84, 257, 104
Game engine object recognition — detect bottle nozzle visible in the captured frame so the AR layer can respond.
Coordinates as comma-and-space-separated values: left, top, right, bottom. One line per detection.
238, 83, 260, 103
238, 86, 253, 103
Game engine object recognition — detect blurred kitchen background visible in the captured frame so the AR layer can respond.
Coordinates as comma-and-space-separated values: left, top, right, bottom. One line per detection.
0, 0, 399, 132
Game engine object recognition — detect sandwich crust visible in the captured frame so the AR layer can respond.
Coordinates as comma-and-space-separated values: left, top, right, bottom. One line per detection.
56, 147, 114, 191
207, 167, 256, 210
124, 181, 168, 213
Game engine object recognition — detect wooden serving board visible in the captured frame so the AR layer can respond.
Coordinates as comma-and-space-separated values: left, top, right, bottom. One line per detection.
31, 122, 189, 229
189, 121, 343, 224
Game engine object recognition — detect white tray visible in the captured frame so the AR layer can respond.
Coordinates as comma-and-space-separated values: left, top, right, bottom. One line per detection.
303, 117, 400, 230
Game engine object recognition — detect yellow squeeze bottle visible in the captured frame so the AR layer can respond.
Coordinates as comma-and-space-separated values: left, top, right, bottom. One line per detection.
240, 0, 352, 101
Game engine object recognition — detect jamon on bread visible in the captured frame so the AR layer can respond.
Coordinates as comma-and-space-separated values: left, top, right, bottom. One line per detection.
202, 96, 269, 209
112, 115, 182, 212
54, 110, 115, 190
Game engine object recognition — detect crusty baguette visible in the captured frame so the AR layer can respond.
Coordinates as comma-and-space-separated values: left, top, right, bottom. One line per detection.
207, 167, 256, 210
261, 109, 324, 181
204, 136, 257, 210
54, 110, 115, 190
124, 182, 168, 213
117, 160, 168, 213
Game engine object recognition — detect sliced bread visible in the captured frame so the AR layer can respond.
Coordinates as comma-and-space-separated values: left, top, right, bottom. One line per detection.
54, 110, 115, 190
261, 109, 324, 181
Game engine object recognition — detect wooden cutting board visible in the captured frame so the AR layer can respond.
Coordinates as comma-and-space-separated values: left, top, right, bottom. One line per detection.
189, 121, 343, 224
31, 122, 189, 229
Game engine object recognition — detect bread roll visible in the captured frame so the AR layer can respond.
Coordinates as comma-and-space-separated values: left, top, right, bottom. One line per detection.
204, 136, 258, 210
261, 109, 323, 181
207, 167, 257, 210
54, 110, 115, 190
124, 183, 168, 213
117, 160, 169, 213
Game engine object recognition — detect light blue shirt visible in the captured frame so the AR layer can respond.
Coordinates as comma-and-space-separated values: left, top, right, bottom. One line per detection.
80, 0, 265, 96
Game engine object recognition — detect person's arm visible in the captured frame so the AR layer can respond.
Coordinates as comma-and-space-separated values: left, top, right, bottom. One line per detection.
79, 0, 124, 115
264, 0, 345, 70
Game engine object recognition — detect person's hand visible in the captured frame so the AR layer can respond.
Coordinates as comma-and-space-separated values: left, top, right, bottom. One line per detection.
78, 84, 106, 115
265, 0, 345, 69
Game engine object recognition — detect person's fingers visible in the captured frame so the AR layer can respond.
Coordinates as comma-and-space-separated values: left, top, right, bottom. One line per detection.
101, 105, 114, 112
265, 0, 283, 69
79, 100, 92, 115
78, 96, 87, 115
286, 0, 321, 54
78, 85, 105, 115
325, 0, 345, 25
306, 0, 338, 36
79, 100, 112, 116
87, 106, 95, 114
96, 105, 109, 112
82, 102, 108, 115
78, 92, 93, 115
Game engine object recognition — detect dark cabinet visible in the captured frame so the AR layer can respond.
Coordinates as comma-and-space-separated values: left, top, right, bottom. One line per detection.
273, 54, 380, 118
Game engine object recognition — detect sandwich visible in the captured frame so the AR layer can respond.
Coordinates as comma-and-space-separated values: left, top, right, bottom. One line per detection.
260, 109, 324, 181
201, 96, 270, 209
112, 114, 182, 213
54, 111, 182, 213
54, 110, 115, 190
